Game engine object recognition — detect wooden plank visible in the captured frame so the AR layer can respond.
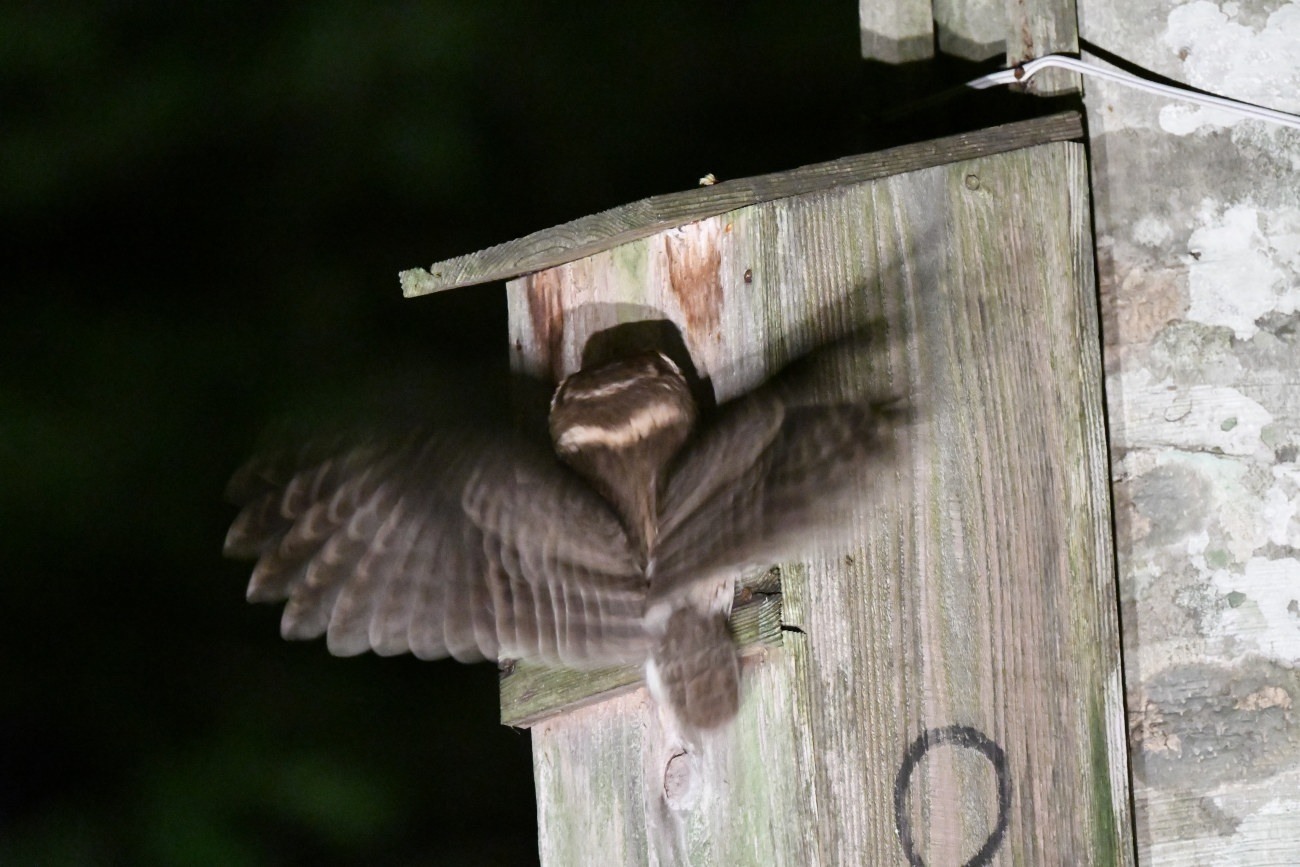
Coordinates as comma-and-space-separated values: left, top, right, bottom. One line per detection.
505, 139, 1133, 865
934, 0, 1006, 60
400, 112, 1082, 297
1005, 0, 1080, 94
858, 0, 934, 63
1080, 5, 1300, 859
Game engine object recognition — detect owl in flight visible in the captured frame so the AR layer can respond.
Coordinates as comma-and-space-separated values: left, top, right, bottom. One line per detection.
224, 338, 904, 732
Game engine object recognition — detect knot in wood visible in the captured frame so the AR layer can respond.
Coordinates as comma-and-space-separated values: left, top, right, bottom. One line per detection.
662, 750, 701, 811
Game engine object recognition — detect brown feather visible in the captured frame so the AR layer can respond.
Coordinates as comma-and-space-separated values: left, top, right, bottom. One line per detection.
223, 337, 909, 732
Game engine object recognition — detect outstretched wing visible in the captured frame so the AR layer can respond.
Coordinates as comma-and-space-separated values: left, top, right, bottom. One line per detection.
224, 429, 648, 668
652, 365, 906, 604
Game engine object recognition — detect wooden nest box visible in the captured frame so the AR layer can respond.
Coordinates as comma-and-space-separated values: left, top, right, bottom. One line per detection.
402, 111, 1133, 865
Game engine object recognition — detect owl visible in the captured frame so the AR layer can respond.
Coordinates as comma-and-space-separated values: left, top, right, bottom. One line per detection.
224, 340, 904, 732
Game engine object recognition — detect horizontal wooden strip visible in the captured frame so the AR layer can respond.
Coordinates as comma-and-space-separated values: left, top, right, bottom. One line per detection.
499, 591, 784, 729
400, 111, 1083, 296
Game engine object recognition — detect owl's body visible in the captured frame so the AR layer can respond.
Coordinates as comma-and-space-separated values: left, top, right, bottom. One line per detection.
225, 346, 902, 731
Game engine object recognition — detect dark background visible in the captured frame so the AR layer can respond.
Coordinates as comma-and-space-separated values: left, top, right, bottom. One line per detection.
1, 3, 1032, 864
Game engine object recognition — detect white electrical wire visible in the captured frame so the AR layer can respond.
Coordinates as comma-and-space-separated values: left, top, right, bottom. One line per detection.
968, 54, 1300, 131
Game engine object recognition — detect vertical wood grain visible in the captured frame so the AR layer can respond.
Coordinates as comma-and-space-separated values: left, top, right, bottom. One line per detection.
507, 140, 1132, 865
1005, 0, 1080, 94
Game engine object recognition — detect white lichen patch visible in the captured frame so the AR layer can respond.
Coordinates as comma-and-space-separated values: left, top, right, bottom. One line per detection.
1158, 103, 1245, 136
1264, 465, 1300, 547
1184, 201, 1300, 339
1160, 1, 1300, 113
1118, 449, 1300, 675
1211, 556, 1300, 659
1114, 366, 1274, 455
1210, 795, 1300, 858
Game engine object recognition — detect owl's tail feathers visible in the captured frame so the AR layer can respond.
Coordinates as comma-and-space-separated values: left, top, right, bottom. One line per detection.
644, 607, 741, 732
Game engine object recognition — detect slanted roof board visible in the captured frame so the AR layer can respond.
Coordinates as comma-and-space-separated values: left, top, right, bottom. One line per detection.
400, 111, 1083, 297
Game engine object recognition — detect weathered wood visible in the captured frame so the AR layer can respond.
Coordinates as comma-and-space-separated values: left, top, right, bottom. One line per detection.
505, 139, 1133, 865
400, 113, 1082, 297
856, 0, 1076, 89
1081, 3, 1300, 861
858, 0, 934, 63
934, 0, 1006, 60
1005, 0, 1080, 94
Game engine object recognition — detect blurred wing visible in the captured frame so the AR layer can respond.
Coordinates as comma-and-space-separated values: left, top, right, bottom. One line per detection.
224, 430, 648, 668
653, 386, 906, 602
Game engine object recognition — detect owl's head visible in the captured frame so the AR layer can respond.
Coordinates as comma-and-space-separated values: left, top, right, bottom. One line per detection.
548, 352, 697, 551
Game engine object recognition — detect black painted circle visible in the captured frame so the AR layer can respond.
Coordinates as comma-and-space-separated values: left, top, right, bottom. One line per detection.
892, 725, 1011, 867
